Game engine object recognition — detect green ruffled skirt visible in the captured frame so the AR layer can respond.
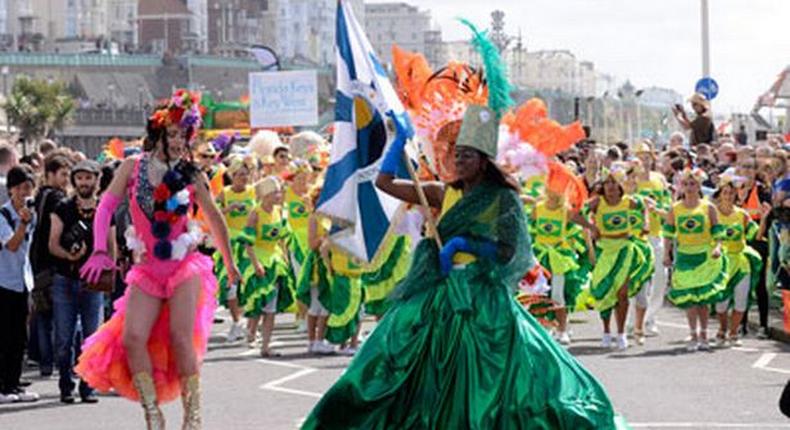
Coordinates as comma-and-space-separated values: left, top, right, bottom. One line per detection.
719, 247, 762, 307
533, 242, 585, 310
590, 238, 645, 312
296, 251, 364, 344
668, 245, 727, 308
302, 263, 627, 429
296, 251, 331, 310
324, 273, 364, 344
242, 256, 294, 317
629, 238, 655, 292
362, 236, 412, 317
215, 238, 252, 308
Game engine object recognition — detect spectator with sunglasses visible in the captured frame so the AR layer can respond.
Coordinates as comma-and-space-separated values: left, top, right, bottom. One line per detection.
735, 157, 773, 339
48, 160, 103, 404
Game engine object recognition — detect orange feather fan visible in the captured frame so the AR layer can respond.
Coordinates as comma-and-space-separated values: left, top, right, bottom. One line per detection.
546, 160, 588, 212
503, 98, 586, 157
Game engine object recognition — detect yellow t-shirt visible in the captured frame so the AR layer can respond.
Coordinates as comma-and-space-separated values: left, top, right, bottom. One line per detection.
222, 185, 255, 238
534, 201, 568, 246
628, 195, 648, 240
439, 186, 475, 264
594, 197, 631, 238
285, 187, 310, 250
717, 207, 748, 254
673, 201, 713, 249
637, 172, 669, 237
251, 206, 286, 265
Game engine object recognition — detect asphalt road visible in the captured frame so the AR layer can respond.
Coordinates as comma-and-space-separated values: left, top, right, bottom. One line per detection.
2, 306, 790, 430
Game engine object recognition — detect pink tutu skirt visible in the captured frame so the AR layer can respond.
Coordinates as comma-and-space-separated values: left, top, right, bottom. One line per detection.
75, 252, 218, 403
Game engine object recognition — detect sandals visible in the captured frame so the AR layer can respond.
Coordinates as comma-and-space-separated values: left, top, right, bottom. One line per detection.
633, 329, 646, 346
260, 349, 282, 358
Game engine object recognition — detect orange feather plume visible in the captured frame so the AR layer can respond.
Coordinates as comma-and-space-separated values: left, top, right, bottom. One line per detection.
546, 160, 588, 212
104, 138, 125, 160
392, 44, 434, 110
504, 98, 586, 157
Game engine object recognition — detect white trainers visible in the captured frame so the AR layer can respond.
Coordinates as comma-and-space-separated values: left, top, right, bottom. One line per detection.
601, 334, 613, 348
615, 334, 628, 351
12, 389, 38, 402
714, 334, 727, 348
729, 335, 743, 347
313, 340, 336, 355
645, 321, 660, 336
697, 338, 710, 351
686, 338, 699, 352
557, 331, 571, 345
226, 323, 244, 342
339, 346, 358, 356
0, 392, 19, 404
296, 319, 308, 334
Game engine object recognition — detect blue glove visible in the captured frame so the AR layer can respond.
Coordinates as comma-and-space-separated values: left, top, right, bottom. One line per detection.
439, 236, 498, 275
379, 111, 414, 175
439, 237, 466, 275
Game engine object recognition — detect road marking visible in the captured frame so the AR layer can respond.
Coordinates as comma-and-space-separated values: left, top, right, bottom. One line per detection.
731, 346, 760, 352
630, 423, 790, 428
257, 358, 323, 398
752, 352, 790, 375
753, 353, 777, 368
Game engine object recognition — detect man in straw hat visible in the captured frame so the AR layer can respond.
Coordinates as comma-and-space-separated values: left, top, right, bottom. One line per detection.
672, 92, 716, 147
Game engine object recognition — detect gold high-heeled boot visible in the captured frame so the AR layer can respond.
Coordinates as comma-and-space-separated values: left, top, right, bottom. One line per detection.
180, 374, 202, 430
132, 372, 166, 430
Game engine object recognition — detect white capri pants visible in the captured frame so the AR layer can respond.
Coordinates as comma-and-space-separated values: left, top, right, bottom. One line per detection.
634, 281, 650, 309
715, 277, 750, 313
227, 281, 239, 301
262, 285, 279, 314
551, 274, 566, 307
307, 286, 329, 317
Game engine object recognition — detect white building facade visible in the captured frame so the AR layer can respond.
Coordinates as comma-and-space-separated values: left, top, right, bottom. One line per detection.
364, 2, 442, 67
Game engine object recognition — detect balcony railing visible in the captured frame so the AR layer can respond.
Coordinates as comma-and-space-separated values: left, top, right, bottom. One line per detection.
72, 108, 147, 126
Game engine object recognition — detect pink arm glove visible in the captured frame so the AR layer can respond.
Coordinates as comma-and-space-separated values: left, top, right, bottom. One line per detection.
80, 192, 122, 284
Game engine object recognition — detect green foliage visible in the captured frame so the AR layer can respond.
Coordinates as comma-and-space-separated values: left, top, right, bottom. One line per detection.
3, 76, 75, 141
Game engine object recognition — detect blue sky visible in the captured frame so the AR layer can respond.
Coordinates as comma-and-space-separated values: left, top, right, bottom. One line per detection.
368, 0, 790, 114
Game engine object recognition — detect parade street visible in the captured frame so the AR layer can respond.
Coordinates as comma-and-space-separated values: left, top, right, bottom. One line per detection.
1, 306, 788, 430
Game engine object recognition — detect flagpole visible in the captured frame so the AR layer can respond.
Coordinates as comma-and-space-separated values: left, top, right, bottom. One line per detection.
403, 139, 443, 248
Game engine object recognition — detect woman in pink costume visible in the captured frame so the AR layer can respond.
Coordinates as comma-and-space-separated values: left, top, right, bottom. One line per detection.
77, 90, 240, 430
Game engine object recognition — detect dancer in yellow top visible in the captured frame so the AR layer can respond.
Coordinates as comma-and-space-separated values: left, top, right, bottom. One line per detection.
215, 154, 257, 342
663, 168, 726, 352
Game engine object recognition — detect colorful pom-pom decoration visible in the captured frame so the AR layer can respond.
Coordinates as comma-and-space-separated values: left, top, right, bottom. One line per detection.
154, 240, 173, 260
152, 221, 171, 239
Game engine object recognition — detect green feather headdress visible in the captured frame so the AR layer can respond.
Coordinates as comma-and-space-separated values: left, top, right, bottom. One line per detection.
458, 18, 513, 117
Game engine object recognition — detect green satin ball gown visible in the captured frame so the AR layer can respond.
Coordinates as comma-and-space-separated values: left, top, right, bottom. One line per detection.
302, 182, 628, 429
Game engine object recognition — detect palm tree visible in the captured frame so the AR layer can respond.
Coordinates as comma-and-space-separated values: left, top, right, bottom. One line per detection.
3, 76, 75, 151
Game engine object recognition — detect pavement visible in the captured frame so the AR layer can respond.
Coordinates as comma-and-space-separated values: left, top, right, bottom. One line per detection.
1, 306, 790, 430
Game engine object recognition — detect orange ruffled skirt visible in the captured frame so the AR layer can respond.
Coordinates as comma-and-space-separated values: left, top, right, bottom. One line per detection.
75, 252, 218, 403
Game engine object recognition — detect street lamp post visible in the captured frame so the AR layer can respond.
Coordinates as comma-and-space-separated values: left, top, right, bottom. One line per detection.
1, 66, 8, 97
635, 89, 644, 143
701, 0, 710, 78
603, 91, 609, 145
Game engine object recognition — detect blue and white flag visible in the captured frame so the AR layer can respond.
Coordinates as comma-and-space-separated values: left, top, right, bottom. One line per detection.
316, 0, 415, 263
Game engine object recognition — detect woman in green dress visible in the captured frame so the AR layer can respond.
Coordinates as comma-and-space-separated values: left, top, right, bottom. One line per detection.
300, 104, 625, 429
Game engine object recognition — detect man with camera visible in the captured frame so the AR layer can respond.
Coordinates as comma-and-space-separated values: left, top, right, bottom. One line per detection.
48, 160, 103, 404
0, 166, 39, 403
29, 154, 72, 378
